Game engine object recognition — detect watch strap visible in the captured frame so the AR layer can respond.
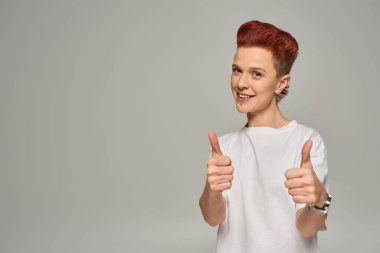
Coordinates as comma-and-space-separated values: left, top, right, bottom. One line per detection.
309, 192, 332, 215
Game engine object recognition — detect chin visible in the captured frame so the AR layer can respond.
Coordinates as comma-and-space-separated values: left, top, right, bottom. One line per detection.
235, 104, 253, 114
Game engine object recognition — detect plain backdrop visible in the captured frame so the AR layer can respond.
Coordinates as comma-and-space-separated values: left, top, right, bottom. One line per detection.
1, 0, 380, 252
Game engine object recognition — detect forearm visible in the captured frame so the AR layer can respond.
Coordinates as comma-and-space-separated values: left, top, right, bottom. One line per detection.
296, 206, 327, 238
199, 182, 226, 226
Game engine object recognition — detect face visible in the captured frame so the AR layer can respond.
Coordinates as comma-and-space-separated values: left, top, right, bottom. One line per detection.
231, 46, 289, 114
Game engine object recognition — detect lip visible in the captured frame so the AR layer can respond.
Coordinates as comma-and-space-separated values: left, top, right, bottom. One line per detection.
236, 92, 255, 103
238, 92, 255, 96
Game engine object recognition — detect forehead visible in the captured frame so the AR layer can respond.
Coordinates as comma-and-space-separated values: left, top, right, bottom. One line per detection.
233, 46, 275, 71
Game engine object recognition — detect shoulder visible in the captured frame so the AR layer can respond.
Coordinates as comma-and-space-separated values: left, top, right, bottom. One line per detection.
295, 121, 327, 155
295, 121, 324, 142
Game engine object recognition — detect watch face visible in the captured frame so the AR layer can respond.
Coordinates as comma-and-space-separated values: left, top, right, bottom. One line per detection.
311, 193, 331, 215
326, 193, 332, 207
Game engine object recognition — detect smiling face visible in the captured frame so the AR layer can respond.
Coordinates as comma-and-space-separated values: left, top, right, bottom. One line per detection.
231, 46, 290, 115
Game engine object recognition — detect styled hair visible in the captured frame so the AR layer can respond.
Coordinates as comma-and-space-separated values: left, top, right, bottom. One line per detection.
236, 20, 299, 102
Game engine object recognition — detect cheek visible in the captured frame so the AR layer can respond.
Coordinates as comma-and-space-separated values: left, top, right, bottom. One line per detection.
256, 81, 275, 95
231, 75, 238, 86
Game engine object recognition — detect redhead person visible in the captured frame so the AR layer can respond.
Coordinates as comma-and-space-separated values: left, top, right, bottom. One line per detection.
199, 20, 332, 253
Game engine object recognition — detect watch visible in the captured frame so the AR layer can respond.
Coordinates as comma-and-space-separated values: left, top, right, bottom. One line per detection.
308, 192, 332, 215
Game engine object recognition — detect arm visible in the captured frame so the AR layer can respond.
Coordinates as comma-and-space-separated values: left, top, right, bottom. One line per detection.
284, 131, 330, 238
296, 194, 328, 238
200, 131, 233, 227
199, 181, 227, 226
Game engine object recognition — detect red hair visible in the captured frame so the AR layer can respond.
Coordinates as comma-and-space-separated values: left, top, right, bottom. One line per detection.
237, 20, 299, 77
236, 20, 299, 102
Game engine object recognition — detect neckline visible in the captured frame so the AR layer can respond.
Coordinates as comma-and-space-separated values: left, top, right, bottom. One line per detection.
241, 120, 298, 134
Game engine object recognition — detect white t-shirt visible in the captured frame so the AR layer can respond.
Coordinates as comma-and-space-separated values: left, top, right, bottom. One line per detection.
208, 120, 329, 253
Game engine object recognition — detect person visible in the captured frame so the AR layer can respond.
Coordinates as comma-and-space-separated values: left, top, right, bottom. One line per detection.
198, 20, 332, 253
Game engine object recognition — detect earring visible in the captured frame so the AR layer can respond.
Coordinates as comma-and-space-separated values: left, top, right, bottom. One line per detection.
274, 92, 280, 101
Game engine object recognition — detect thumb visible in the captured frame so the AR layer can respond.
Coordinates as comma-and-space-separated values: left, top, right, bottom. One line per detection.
301, 139, 313, 168
208, 131, 223, 157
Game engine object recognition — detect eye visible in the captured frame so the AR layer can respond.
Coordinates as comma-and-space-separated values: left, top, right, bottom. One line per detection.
251, 71, 263, 78
232, 67, 241, 73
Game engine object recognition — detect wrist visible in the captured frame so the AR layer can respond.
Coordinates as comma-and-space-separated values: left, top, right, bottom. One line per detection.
204, 182, 223, 196
315, 193, 327, 208
309, 192, 332, 215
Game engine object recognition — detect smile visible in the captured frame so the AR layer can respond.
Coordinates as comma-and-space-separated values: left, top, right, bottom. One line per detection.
237, 93, 255, 103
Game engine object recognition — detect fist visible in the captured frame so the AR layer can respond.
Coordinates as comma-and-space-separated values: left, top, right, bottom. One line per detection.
284, 140, 327, 208
206, 131, 234, 194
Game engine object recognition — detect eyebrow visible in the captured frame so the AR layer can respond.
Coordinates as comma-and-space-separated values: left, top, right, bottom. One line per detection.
232, 64, 266, 73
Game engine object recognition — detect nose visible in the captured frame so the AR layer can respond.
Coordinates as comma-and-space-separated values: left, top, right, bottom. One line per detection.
237, 73, 250, 90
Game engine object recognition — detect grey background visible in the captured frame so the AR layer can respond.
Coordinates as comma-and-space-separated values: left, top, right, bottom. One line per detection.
1, 0, 379, 252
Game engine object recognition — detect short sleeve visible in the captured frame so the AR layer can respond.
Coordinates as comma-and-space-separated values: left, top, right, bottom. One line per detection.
295, 130, 330, 214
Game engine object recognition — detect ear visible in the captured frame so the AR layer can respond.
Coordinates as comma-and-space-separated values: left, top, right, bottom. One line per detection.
275, 74, 291, 94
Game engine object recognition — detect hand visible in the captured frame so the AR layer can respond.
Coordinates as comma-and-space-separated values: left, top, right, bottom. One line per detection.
206, 131, 234, 194
284, 140, 327, 208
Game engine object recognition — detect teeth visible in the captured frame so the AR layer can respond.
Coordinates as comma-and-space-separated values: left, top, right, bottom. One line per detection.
239, 94, 251, 98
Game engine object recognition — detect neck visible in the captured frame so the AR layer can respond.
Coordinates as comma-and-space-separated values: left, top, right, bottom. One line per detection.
245, 98, 290, 128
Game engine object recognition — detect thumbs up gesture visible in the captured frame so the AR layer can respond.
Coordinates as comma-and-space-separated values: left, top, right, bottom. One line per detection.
206, 131, 234, 194
284, 140, 327, 208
